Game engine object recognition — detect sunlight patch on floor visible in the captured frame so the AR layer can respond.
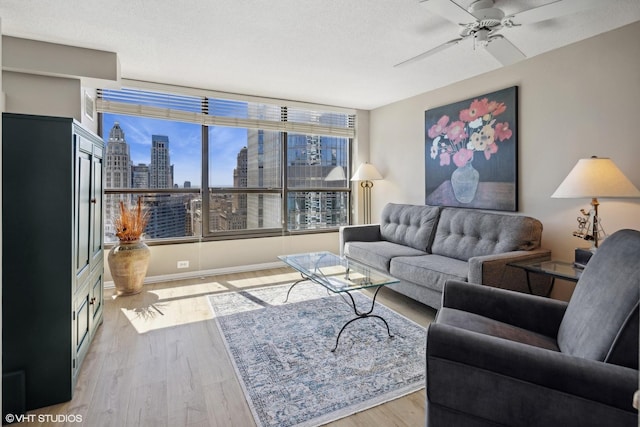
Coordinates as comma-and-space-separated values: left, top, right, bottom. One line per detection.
149, 281, 229, 299
225, 271, 300, 289
119, 287, 218, 334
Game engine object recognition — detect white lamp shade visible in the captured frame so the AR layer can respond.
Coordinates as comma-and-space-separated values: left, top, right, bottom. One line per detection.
325, 166, 346, 181
551, 157, 640, 199
350, 163, 383, 181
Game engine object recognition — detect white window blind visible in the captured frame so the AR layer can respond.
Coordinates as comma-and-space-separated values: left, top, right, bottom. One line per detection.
97, 88, 355, 138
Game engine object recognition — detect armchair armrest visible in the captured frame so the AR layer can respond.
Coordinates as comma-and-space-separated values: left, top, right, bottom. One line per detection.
442, 280, 567, 337
339, 224, 381, 256
468, 248, 552, 294
427, 323, 638, 425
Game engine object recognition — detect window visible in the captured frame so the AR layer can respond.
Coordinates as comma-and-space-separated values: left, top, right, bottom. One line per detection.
98, 87, 354, 243
207, 126, 282, 234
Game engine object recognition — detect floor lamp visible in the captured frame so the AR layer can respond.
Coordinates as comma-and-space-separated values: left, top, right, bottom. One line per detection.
351, 163, 383, 224
552, 156, 640, 249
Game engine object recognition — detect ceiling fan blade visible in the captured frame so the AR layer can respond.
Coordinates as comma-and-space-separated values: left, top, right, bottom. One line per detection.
419, 0, 477, 25
485, 35, 525, 66
394, 38, 463, 68
508, 0, 601, 25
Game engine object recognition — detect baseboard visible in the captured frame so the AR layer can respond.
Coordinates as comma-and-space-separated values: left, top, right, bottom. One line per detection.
104, 261, 286, 289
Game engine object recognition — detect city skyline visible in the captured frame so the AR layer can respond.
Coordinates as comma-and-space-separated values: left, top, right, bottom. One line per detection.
102, 113, 249, 187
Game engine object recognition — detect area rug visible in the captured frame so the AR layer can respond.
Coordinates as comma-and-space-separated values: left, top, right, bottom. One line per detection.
207, 282, 426, 427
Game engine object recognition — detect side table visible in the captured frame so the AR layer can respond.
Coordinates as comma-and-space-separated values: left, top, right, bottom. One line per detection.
507, 260, 582, 297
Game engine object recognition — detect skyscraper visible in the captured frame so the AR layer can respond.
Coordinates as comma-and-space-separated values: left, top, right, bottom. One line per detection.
104, 122, 132, 240
232, 146, 248, 213
132, 163, 150, 188
146, 135, 186, 238
105, 122, 131, 188
150, 135, 172, 189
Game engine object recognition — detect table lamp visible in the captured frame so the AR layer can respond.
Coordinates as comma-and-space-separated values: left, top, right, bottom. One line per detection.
551, 156, 640, 249
351, 163, 383, 224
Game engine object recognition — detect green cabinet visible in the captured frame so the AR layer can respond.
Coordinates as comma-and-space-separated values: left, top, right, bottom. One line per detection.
2, 113, 104, 412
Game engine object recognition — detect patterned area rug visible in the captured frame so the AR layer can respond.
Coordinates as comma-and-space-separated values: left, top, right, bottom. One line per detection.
207, 282, 426, 427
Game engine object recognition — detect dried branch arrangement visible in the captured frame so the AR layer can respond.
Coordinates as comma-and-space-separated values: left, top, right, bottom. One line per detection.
114, 197, 149, 242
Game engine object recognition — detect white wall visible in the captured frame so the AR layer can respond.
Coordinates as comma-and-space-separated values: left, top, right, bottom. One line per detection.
369, 22, 640, 269
3, 71, 82, 120
104, 232, 341, 282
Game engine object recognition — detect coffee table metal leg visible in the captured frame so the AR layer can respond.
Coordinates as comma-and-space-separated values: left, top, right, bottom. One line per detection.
284, 274, 309, 303
331, 286, 393, 352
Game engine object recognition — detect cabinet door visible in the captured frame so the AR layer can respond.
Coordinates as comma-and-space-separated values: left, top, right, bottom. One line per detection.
75, 137, 92, 286
73, 286, 91, 380
90, 146, 104, 268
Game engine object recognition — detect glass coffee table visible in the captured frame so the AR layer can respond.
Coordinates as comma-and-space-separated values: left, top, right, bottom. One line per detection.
278, 251, 400, 352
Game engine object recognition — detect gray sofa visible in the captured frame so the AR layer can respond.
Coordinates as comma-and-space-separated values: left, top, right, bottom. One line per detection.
340, 203, 551, 309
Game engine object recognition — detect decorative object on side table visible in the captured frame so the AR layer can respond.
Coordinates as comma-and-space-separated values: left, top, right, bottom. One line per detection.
552, 156, 640, 255
107, 197, 151, 296
425, 86, 517, 211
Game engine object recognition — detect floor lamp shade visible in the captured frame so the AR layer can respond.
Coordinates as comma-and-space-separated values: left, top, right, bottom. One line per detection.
351, 163, 383, 224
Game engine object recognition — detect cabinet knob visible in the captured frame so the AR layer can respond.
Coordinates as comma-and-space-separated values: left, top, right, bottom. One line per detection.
90, 297, 96, 305
91, 199, 97, 204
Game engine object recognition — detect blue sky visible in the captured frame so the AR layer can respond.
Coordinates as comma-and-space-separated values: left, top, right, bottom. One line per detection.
102, 114, 247, 187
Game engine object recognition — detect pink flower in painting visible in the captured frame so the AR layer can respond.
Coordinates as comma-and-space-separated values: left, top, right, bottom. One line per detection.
428, 115, 450, 139
453, 148, 474, 168
490, 102, 506, 117
459, 98, 489, 123
427, 93, 512, 168
491, 102, 507, 117
446, 121, 467, 144
494, 122, 512, 141
439, 152, 451, 166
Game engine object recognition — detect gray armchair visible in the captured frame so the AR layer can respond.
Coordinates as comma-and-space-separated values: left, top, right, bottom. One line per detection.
426, 229, 639, 426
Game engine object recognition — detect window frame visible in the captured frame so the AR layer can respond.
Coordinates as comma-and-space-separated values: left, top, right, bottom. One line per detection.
98, 83, 354, 244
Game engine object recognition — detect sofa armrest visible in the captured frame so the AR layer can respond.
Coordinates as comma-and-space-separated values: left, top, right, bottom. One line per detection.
441, 280, 567, 337
339, 224, 381, 256
468, 248, 552, 294
427, 323, 638, 425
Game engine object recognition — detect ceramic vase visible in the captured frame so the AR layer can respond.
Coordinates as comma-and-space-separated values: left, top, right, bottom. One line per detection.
451, 162, 479, 203
108, 240, 151, 296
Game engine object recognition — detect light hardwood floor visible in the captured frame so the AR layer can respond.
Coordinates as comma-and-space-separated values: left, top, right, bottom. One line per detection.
25, 268, 436, 427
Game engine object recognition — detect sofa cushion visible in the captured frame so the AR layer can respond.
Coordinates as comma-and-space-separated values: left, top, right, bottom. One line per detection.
344, 241, 426, 273
557, 229, 640, 369
379, 203, 441, 251
436, 307, 560, 351
431, 208, 543, 261
390, 254, 468, 293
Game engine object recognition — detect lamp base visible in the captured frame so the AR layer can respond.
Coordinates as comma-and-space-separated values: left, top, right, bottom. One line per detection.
574, 247, 594, 269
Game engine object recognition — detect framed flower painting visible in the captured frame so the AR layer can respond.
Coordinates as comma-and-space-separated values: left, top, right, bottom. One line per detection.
425, 86, 518, 211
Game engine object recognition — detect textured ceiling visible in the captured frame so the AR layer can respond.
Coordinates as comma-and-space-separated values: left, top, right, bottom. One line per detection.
1, 0, 639, 110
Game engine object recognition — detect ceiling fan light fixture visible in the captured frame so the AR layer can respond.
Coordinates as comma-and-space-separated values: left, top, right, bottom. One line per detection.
474, 28, 490, 46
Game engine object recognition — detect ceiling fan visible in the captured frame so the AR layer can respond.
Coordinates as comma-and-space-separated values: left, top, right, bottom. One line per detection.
395, 0, 601, 67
